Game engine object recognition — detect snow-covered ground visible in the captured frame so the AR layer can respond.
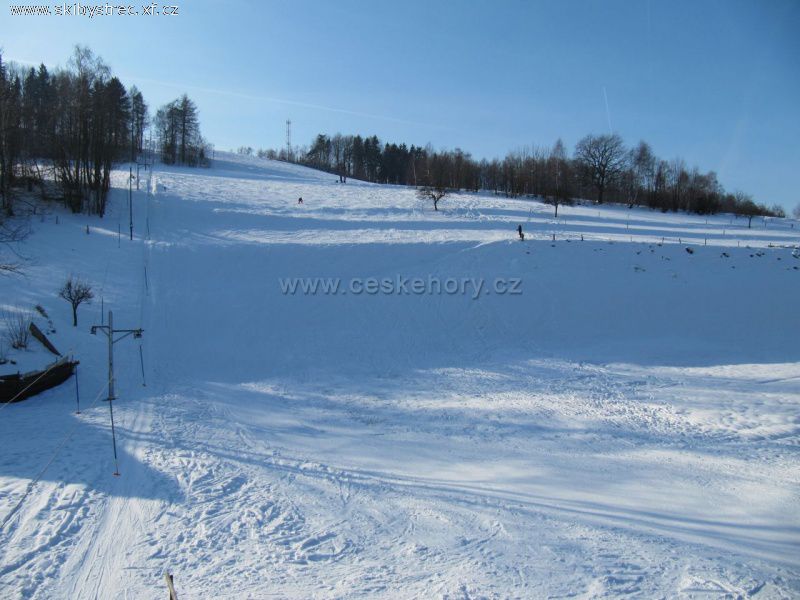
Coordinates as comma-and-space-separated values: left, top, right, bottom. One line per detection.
1, 153, 799, 598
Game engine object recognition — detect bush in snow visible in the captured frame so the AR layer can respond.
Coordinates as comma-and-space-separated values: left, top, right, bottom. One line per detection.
2, 308, 31, 350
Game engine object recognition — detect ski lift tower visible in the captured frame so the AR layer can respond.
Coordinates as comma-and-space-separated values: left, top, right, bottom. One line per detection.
91, 311, 144, 476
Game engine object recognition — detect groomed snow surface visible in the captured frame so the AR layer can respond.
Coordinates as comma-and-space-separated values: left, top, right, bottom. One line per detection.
1, 153, 799, 599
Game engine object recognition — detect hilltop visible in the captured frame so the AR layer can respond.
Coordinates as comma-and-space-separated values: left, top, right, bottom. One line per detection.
1, 153, 798, 598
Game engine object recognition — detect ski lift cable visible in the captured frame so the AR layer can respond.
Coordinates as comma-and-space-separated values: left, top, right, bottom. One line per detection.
0, 378, 110, 532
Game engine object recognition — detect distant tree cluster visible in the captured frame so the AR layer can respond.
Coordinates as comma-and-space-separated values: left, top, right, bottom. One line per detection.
154, 94, 210, 167
0, 46, 208, 220
264, 131, 782, 220
0, 46, 137, 216
300, 134, 481, 191
570, 134, 784, 223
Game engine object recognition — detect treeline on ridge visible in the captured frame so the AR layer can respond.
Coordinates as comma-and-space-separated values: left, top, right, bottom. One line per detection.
252, 132, 783, 222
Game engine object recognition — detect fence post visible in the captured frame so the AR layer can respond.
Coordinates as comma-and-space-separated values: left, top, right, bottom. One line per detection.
164, 573, 178, 600
74, 364, 80, 414
139, 345, 146, 387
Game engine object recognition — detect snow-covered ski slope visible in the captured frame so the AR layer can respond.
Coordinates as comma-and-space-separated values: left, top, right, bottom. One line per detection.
1, 152, 799, 598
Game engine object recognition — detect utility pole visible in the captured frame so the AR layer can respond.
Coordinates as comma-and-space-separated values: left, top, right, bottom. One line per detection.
91, 311, 144, 476
129, 113, 135, 240
129, 164, 133, 241
286, 119, 292, 162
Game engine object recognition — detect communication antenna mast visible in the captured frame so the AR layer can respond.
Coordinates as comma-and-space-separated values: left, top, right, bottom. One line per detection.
286, 119, 292, 161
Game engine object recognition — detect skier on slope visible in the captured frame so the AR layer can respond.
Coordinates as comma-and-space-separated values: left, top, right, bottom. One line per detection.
517, 224, 525, 241
298, 197, 303, 204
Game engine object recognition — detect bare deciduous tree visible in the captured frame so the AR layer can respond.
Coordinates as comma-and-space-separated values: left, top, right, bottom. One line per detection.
544, 139, 573, 217
417, 185, 447, 211
733, 192, 762, 229
59, 276, 94, 327
574, 133, 627, 204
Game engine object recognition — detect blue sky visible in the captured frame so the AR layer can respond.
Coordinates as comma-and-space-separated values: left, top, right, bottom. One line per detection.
2, 0, 799, 209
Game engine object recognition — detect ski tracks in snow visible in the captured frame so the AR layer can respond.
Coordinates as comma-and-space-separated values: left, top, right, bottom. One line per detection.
3, 155, 799, 598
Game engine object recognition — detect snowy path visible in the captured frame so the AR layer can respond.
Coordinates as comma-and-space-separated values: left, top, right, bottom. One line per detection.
1, 154, 799, 598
